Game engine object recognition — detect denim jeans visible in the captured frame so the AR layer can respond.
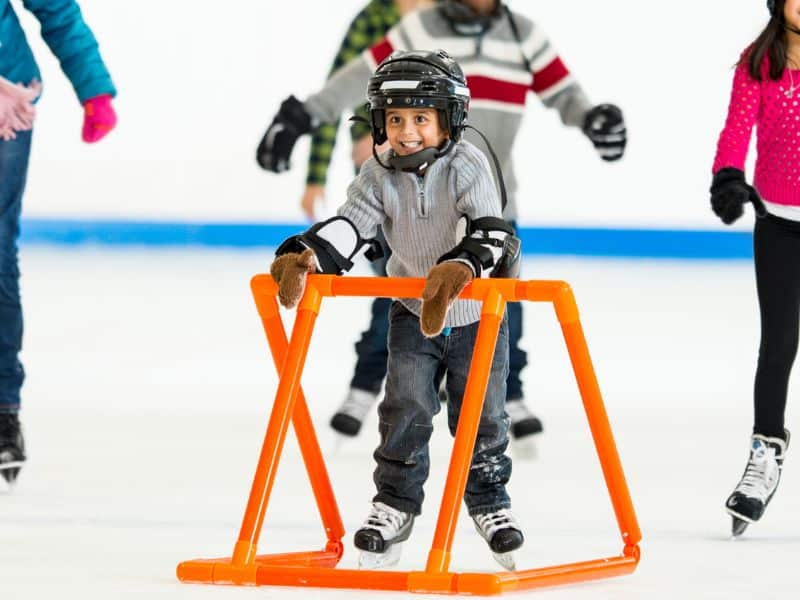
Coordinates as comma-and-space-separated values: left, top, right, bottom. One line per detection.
0, 131, 32, 413
372, 302, 511, 517
350, 223, 527, 402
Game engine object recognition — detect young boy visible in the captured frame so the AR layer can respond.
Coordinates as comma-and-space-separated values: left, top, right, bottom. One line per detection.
269, 50, 524, 570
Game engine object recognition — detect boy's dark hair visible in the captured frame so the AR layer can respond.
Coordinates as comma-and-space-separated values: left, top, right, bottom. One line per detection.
740, 0, 788, 81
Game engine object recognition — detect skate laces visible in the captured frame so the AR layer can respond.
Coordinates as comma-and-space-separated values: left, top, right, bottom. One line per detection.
363, 502, 410, 537
473, 509, 520, 539
505, 401, 533, 425
337, 388, 378, 420
737, 440, 780, 501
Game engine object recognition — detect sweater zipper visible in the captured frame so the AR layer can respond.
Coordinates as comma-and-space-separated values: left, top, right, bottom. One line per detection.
417, 176, 428, 218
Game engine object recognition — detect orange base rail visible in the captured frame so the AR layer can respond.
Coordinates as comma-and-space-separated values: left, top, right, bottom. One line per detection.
177, 275, 641, 595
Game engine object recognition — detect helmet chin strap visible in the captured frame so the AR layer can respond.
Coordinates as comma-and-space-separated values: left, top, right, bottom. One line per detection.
374, 138, 456, 175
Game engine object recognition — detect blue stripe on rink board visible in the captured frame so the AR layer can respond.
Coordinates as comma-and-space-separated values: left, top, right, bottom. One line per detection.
19, 218, 754, 259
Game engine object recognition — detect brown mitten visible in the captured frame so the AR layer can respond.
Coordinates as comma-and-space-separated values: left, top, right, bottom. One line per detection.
269, 248, 317, 308
420, 262, 474, 337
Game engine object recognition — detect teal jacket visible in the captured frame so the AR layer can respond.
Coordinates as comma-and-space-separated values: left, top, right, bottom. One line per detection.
0, 0, 115, 102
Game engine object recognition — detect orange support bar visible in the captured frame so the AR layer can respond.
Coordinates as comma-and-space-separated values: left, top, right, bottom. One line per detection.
177, 275, 641, 594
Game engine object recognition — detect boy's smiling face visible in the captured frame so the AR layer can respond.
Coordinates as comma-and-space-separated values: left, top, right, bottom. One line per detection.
385, 108, 449, 156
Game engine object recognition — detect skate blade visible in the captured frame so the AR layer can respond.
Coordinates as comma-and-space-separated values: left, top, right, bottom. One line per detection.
358, 543, 403, 570
491, 551, 516, 572
0, 465, 22, 485
511, 436, 538, 460
731, 517, 750, 537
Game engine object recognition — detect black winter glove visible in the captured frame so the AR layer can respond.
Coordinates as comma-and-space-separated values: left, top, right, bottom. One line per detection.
256, 95, 313, 172
710, 167, 767, 225
582, 103, 626, 161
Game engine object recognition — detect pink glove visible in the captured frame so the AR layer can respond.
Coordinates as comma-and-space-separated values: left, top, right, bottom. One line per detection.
0, 77, 40, 141
82, 94, 117, 143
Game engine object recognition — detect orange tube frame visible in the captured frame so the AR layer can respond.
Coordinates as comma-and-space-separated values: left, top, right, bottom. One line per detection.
177, 275, 641, 595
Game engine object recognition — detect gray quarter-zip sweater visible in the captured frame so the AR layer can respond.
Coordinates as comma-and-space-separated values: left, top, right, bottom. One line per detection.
338, 140, 501, 328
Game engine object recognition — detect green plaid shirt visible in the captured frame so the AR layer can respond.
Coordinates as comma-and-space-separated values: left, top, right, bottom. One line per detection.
306, 0, 400, 186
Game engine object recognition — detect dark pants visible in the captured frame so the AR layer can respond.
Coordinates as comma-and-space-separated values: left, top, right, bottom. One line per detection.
350, 223, 527, 401
753, 214, 800, 438
0, 131, 31, 413
373, 302, 511, 516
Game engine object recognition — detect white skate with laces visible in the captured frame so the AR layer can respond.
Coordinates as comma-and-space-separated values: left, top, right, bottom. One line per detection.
330, 387, 379, 437
726, 430, 790, 536
354, 501, 414, 569
472, 508, 524, 571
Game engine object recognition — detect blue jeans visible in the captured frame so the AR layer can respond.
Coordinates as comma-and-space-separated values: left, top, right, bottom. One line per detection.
0, 131, 31, 413
373, 302, 511, 516
350, 224, 527, 401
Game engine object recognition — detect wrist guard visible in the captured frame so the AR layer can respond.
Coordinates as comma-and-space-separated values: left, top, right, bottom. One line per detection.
275, 216, 375, 274
437, 216, 521, 278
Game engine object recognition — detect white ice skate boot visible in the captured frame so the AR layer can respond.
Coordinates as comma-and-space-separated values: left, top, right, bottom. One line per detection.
726, 430, 790, 536
330, 388, 379, 437
506, 399, 543, 459
472, 508, 524, 571
354, 502, 414, 569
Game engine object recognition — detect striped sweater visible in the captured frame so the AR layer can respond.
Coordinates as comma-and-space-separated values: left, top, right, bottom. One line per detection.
338, 139, 500, 327
305, 5, 592, 220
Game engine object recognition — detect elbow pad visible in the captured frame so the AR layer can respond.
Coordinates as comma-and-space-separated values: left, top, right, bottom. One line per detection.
275, 216, 374, 274
437, 216, 521, 279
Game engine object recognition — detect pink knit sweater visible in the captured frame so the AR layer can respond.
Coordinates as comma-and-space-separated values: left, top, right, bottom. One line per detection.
713, 62, 800, 207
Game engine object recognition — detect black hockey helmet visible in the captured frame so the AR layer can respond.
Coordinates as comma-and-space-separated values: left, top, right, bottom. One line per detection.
366, 49, 470, 146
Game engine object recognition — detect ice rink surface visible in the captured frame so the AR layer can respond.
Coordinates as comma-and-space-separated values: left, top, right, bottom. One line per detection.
2, 247, 798, 599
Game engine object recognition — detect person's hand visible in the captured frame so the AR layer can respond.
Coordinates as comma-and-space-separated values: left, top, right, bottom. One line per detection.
582, 103, 626, 161
420, 262, 473, 337
269, 249, 317, 308
82, 94, 117, 143
710, 167, 767, 225
300, 184, 325, 221
0, 78, 39, 140
256, 95, 313, 172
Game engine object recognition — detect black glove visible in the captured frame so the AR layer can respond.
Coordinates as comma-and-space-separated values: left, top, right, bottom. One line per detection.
256, 95, 313, 172
710, 167, 767, 225
582, 103, 626, 161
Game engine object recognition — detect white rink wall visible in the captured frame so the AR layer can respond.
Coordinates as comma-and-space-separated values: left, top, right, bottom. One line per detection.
17, 0, 763, 229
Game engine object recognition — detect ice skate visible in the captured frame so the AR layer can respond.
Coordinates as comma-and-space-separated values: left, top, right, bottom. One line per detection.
0, 413, 25, 486
725, 430, 789, 537
354, 502, 414, 569
472, 508, 524, 571
506, 399, 542, 459
330, 388, 379, 437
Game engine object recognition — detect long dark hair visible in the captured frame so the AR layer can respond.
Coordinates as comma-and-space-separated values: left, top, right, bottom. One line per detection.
740, 0, 788, 81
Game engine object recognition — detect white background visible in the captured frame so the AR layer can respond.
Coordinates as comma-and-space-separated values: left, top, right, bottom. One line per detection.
16, 0, 765, 229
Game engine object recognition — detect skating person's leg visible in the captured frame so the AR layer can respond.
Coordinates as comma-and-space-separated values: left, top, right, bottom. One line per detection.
505, 301, 542, 441
330, 227, 392, 436
504, 222, 542, 443
726, 215, 799, 534
0, 131, 31, 485
444, 317, 522, 570
355, 302, 442, 567
752, 215, 800, 438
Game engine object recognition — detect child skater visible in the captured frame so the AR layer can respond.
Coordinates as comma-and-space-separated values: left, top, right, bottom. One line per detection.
0, 0, 117, 486
269, 50, 524, 570
711, 0, 800, 536
259, 0, 626, 449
